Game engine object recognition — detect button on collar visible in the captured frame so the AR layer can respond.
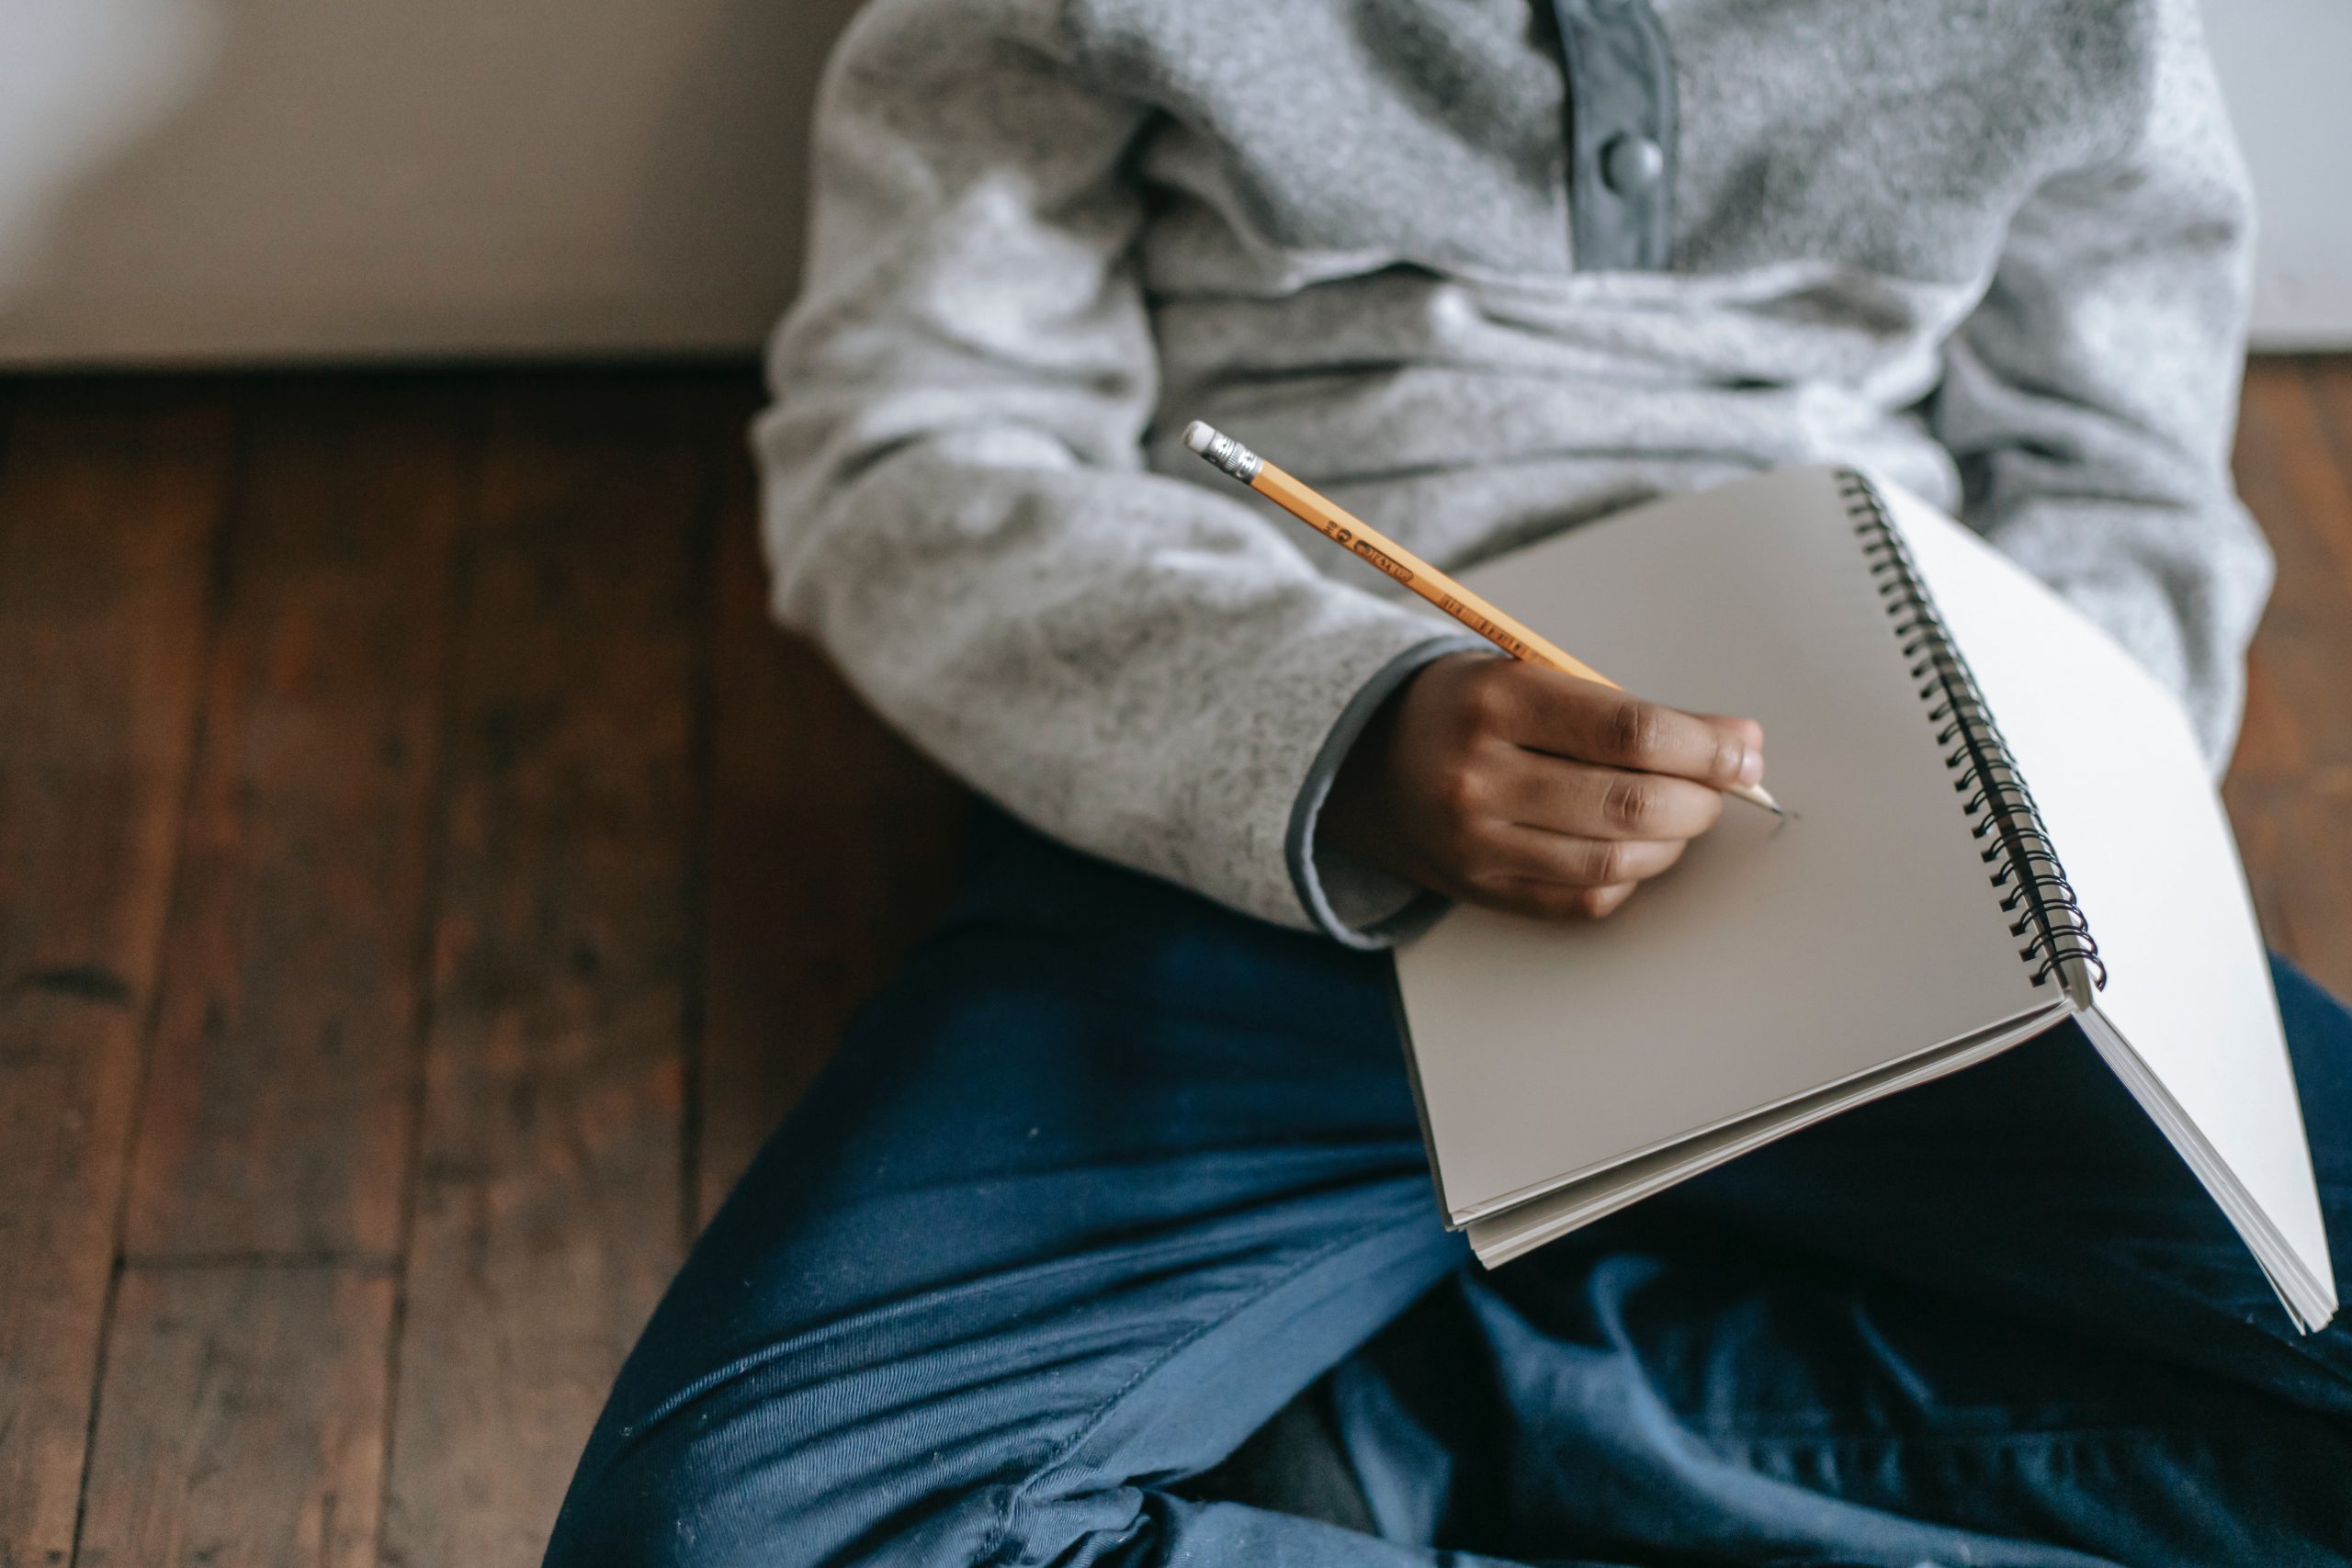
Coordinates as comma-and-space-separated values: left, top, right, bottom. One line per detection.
1601, 132, 1666, 195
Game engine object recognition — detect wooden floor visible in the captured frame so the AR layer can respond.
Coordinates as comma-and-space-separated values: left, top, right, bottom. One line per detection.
2, 361, 2349, 1567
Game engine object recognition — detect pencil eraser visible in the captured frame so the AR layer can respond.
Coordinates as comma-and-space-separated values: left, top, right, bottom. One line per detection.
1182, 420, 1217, 455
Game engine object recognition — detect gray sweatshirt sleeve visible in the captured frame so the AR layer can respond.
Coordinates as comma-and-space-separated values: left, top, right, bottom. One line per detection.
754, 0, 1461, 942
1928, 1, 2272, 770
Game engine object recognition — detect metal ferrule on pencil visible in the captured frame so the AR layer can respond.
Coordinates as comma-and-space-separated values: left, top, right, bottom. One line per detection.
1183, 421, 1261, 483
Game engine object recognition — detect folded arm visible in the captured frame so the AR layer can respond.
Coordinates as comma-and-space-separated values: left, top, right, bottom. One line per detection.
757, 0, 1470, 942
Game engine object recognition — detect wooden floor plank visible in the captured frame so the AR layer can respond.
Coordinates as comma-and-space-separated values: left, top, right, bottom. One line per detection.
2232, 788, 2352, 997
2248, 355, 2352, 995
0, 388, 233, 1568
2228, 361, 2352, 788
122, 380, 473, 1258
2227, 359, 2352, 998
383, 379, 707, 1568
2288, 356, 2352, 599
695, 426, 966, 1224
74, 1266, 392, 1568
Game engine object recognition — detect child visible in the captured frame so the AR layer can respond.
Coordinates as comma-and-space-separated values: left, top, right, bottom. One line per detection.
547, 2, 2352, 1562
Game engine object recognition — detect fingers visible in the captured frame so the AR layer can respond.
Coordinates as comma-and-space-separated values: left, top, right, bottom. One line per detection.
1448, 826, 1683, 921
1488, 755, 1725, 841
1486, 667, 1764, 792
1483, 825, 1690, 888
1337, 653, 1769, 927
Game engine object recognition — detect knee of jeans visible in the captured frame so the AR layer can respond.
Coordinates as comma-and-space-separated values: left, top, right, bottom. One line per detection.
539, 1401, 1074, 1568
539, 1397, 1218, 1568
539, 1409, 860, 1568
540, 1445, 746, 1568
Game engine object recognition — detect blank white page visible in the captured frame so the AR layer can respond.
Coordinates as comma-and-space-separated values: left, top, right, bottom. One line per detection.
1395, 468, 2044, 1222
1880, 479, 2335, 1319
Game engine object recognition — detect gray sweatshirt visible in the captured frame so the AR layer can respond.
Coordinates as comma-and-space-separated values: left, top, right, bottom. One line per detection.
756, 0, 2270, 945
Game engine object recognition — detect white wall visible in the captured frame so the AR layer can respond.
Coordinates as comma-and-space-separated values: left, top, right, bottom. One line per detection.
0, 0, 2343, 366
0, 0, 862, 364
2205, 0, 2352, 349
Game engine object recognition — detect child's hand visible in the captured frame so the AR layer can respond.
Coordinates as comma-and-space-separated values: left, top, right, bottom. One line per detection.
1319, 652, 1764, 921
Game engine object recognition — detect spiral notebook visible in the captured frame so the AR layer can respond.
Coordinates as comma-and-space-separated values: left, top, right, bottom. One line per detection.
1390, 466, 2335, 1332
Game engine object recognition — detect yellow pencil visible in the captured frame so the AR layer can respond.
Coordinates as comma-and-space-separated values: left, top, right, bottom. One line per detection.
1182, 421, 1781, 815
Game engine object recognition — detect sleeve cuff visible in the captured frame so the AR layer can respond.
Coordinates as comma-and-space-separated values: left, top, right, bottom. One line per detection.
1283, 633, 1486, 949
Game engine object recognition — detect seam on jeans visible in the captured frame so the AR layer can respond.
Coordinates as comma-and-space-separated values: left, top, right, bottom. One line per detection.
868, 1143, 1429, 1222
592, 1179, 1434, 1488
1699, 1418, 2305, 1450
602, 1222, 1290, 1466
970, 1211, 1433, 1568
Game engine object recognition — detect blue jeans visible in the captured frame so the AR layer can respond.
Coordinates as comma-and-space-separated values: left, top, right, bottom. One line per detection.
545, 809, 2352, 1566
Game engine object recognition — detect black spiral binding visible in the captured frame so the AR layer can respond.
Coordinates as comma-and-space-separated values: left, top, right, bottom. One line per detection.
1836, 470, 2107, 999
